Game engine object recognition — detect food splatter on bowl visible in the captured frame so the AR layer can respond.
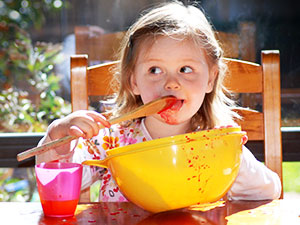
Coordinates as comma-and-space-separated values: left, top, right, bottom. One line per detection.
89, 126, 246, 213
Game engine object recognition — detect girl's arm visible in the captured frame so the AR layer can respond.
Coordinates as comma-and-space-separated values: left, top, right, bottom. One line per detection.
227, 146, 282, 200
35, 119, 76, 164
36, 111, 110, 191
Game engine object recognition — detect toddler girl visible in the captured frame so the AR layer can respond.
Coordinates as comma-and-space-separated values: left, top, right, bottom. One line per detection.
37, 1, 281, 201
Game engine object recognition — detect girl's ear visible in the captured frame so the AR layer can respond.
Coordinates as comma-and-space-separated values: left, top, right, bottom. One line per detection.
130, 73, 140, 95
206, 65, 218, 93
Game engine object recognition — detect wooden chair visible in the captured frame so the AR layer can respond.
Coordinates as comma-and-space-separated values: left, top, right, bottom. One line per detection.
223, 51, 282, 199
71, 50, 283, 201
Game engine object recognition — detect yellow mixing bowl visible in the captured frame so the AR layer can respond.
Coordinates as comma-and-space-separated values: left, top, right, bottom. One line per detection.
83, 126, 246, 213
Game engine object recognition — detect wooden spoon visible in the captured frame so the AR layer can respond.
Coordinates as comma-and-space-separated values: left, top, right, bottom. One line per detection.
17, 96, 177, 162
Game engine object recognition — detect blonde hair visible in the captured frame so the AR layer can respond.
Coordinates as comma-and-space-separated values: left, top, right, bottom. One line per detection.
111, 1, 238, 130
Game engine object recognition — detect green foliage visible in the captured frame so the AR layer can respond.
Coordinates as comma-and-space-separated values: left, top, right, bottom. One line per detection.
0, 0, 65, 29
0, 168, 37, 202
0, 1, 71, 132
0, 86, 71, 132
283, 162, 300, 193
90, 180, 101, 202
0, 24, 71, 132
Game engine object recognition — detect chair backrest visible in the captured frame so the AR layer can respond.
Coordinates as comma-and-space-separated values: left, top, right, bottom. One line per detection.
71, 50, 283, 201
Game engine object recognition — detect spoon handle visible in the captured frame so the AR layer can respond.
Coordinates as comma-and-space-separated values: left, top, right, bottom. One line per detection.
17, 96, 176, 162
17, 135, 77, 162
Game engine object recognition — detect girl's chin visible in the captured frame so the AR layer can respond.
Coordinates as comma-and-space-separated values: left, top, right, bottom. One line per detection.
159, 114, 182, 125
149, 114, 178, 125
159, 109, 181, 124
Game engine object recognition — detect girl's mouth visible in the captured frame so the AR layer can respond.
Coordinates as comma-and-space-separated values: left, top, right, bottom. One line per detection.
169, 99, 184, 111
157, 97, 184, 114
158, 98, 184, 124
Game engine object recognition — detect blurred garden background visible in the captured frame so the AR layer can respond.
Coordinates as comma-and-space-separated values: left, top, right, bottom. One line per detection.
0, 0, 299, 202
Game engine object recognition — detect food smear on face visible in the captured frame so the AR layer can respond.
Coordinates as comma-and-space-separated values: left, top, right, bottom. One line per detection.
157, 97, 177, 114
159, 99, 183, 124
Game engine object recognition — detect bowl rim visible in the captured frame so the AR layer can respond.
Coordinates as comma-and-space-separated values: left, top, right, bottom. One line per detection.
106, 126, 244, 157
82, 129, 245, 171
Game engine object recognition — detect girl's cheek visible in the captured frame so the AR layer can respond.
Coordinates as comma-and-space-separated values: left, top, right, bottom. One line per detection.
144, 87, 161, 99
140, 94, 159, 105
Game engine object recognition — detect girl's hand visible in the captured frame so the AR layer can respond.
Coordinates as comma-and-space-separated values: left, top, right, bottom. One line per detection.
45, 110, 110, 156
48, 110, 111, 141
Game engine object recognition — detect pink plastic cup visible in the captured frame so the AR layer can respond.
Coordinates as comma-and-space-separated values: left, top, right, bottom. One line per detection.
35, 162, 83, 217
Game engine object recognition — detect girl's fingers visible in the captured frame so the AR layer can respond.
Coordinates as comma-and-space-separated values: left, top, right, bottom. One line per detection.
51, 110, 110, 140
86, 111, 111, 128
69, 119, 98, 139
69, 125, 87, 138
81, 112, 109, 136
47, 110, 108, 141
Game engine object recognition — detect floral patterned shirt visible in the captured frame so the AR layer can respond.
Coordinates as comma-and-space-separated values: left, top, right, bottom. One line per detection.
72, 119, 152, 202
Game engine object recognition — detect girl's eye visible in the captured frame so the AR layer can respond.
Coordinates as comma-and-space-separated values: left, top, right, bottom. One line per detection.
180, 66, 193, 74
149, 67, 162, 74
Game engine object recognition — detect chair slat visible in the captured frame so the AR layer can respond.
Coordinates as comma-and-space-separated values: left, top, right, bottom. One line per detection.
87, 61, 117, 96
71, 55, 89, 111
233, 108, 264, 140
261, 50, 282, 188
224, 59, 263, 93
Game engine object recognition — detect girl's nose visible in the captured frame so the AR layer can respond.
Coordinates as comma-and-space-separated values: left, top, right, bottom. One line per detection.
164, 78, 181, 90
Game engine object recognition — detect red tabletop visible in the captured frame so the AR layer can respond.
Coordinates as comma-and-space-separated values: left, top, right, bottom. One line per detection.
1, 200, 300, 224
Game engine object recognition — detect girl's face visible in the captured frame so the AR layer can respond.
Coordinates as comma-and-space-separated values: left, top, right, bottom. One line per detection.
130, 35, 218, 125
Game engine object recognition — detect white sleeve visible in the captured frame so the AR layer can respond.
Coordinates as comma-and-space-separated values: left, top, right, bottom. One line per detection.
227, 146, 282, 200
71, 138, 101, 190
